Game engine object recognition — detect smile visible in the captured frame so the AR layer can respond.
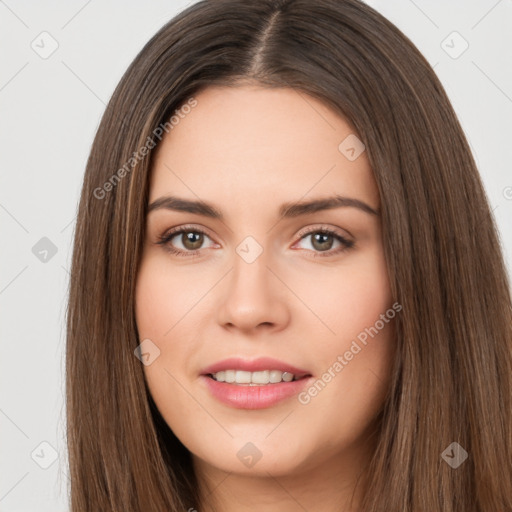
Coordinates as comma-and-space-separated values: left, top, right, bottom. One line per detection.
200, 357, 313, 409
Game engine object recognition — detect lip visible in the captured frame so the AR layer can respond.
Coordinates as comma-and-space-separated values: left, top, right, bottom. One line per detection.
200, 357, 313, 409
201, 357, 311, 378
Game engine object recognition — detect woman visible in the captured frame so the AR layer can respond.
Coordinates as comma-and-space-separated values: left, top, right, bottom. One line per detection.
65, 0, 512, 510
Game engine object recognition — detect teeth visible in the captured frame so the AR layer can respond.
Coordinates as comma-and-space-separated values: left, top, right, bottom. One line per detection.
235, 370, 252, 384
251, 370, 270, 384
211, 370, 296, 385
270, 370, 283, 383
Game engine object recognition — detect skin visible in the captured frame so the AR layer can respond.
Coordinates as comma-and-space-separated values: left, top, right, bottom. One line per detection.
135, 85, 396, 512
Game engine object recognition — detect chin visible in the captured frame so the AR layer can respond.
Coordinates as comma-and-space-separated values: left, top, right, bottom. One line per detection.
191, 436, 313, 477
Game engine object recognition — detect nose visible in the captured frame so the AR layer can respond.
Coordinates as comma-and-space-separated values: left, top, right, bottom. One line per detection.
216, 249, 290, 334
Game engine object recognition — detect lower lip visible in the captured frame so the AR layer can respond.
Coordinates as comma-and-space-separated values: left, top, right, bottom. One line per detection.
200, 375, 313, 409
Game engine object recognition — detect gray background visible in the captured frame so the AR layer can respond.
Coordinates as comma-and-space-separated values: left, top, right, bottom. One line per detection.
1, 1, 511, 510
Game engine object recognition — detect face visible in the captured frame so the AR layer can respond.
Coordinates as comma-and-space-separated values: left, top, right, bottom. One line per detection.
135, 85, 396, 482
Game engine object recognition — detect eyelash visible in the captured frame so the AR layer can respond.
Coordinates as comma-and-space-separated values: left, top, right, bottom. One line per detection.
156, 224, 355, 259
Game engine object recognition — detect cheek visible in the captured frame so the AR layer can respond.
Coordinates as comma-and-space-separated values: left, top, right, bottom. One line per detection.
290, 244, 393, 344
290, 246, 395, 429
134, 252, 209, 339
294, 319, 395, 468
134, 257, 204, 441
134, 255, 190, 385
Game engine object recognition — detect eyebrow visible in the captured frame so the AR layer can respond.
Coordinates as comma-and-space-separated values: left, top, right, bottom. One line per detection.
147, 194, 379, 219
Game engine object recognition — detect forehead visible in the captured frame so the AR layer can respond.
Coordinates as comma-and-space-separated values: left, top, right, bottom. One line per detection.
149, 85, 379, 214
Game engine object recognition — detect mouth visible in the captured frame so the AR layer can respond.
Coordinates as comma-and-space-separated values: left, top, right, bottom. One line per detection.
199, 357, 313, 409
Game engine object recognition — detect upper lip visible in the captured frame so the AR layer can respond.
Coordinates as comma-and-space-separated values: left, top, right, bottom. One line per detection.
201, 357, 311, 378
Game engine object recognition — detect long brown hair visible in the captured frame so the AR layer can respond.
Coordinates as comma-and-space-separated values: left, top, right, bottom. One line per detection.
65, 0, 512, 510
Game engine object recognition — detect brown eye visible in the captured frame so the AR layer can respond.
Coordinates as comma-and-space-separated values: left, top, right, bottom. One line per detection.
294, 228, 355, 258
310, 232, 335, 252
156, 226, 216, 257
179, 231, 204, 250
